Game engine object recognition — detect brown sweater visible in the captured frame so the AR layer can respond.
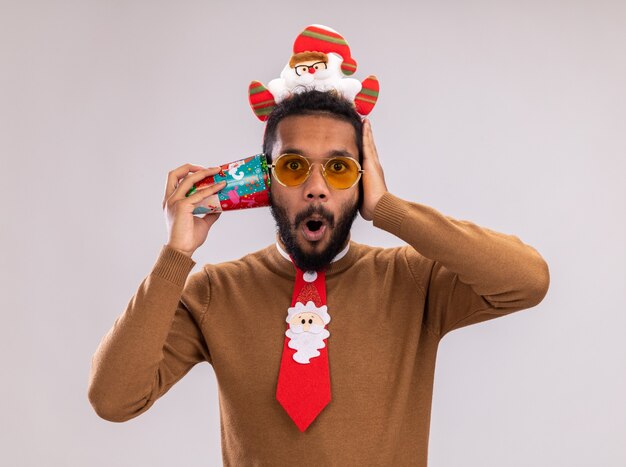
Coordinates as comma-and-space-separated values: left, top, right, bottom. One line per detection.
88, 193, 549, 466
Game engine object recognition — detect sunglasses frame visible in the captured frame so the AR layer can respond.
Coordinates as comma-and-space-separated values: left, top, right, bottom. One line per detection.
268, 153, 364, 190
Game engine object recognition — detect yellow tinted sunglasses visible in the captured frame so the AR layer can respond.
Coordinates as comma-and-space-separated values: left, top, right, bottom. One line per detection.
269, 153, 363, 190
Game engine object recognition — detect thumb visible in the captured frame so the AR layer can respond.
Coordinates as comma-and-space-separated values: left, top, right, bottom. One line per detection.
201, 212, 221, 228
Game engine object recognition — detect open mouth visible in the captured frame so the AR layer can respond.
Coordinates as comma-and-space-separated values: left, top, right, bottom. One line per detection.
301, 217, 327, 242
306, 220, 323, 232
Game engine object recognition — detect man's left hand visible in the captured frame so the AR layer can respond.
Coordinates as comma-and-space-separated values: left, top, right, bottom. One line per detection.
359, 118, 388, 221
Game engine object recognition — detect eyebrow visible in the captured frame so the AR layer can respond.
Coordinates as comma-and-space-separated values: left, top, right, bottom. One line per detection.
280, 148, 357, 159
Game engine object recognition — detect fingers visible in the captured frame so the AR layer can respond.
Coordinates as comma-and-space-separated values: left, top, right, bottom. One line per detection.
362, 118, 379, 164
183, 180, 227, 204
164, 164, 204, 201
163, 180, 226, 213
181, 167, 224, 197
163, 165, 222, 208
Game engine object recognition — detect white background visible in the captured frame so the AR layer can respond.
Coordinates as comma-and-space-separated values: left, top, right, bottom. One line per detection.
1, 0, 625, 465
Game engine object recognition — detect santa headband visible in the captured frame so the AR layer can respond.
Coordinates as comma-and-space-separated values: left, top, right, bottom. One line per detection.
248, 24, 380, 121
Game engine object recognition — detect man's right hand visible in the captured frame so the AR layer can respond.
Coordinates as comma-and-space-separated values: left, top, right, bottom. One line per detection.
163, 164, 227, 257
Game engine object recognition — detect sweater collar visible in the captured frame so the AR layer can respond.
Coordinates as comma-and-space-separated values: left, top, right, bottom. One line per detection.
261, 238, 359, 279
274, 240, 350, 264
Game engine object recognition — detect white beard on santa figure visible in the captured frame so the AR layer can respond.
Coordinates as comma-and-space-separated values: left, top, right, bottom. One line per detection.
267, 53, 362, 103
285, 323, 330, 364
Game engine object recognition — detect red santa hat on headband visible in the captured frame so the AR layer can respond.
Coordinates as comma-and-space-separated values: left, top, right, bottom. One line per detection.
291, 24, 358, 76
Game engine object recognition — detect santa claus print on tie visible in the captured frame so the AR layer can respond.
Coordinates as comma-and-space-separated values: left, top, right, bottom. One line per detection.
285, 300, 331, 364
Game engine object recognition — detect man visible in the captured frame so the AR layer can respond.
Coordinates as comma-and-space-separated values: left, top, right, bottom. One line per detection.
88, 90, 549, 466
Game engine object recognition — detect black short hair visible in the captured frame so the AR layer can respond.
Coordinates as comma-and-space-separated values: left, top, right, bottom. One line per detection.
262, 90, 364, 164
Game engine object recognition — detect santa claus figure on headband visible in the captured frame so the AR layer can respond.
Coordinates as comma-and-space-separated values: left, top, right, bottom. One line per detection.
248, 24, 380, 121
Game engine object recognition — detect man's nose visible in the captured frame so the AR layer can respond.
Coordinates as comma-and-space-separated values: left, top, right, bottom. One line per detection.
304, 164, 329, 201
308, 67, 316, 74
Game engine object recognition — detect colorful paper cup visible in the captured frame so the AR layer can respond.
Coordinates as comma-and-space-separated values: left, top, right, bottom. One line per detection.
185, 154, 271, 214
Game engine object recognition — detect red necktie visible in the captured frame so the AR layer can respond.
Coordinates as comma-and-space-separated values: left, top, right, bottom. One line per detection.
276, 265, 331, 432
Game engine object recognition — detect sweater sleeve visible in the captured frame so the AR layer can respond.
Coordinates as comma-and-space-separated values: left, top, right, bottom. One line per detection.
373, 192, 550, 338
88, 245, 211, 422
